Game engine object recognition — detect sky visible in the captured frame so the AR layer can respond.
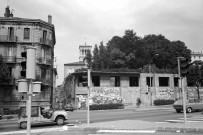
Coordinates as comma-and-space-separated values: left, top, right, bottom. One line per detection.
0, 0, 203, 86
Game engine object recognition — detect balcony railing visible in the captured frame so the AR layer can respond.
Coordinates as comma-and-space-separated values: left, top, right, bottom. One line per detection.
37, 57, 52, 65
40, 38, 53, 46
0, 35, 17, 42
3, 56, 16, 63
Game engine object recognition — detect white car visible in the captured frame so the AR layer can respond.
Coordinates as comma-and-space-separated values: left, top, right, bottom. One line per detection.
173, 98, 203, 113
18, 106, 69, 129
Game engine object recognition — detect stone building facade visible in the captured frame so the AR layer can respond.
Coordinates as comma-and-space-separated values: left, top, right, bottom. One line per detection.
0, 6, 56, 111
69, 71, 192, 109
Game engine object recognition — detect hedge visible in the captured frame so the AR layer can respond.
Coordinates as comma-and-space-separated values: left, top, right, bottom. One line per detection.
90, 103, 124, 110
154, 99, 175, 106
3, 110, 19, 115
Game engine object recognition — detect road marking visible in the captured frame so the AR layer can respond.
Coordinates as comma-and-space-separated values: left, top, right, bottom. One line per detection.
97, 129, 156, 133
0, 127, 63, 135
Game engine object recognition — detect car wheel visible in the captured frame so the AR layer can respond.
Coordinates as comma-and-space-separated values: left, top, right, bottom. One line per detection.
186, 107, 192, 113
176, 109, 181, 113
20, 122, 27, 129
56, 117, 64, 125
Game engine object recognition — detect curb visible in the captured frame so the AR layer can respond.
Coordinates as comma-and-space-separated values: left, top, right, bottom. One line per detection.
156, 126, 203, 134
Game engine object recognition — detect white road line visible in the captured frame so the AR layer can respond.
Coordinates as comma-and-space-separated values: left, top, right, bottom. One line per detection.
0, 127, 63, 135
97, 130, 156, 133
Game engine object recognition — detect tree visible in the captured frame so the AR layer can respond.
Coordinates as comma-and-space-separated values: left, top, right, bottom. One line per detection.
143, 34, 191, 70
98, 41, 108, 70
92, 44, 100, 70
0, 55, 11, 84
85, 50, 92, 69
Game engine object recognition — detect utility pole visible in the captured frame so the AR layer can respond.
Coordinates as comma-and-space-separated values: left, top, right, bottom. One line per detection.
87, 69, 91, 126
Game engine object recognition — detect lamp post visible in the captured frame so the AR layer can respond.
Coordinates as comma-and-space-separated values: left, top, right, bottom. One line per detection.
149, 54, 158, 106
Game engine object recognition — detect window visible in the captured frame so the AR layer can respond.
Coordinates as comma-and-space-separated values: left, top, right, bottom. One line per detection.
146, 77, 153, 87
78, 76, 87, 87
129, 76, 139, 87
8, 27, 14, 40
159, 77, 169, 87
174, 77, 179, 87
24, 28, 30, 39
110, 76, 120, 87
92, 76, 100, 86
43, 30, 47, 41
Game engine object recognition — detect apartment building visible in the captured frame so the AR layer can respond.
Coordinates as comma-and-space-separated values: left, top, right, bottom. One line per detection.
0, 6, 56, 111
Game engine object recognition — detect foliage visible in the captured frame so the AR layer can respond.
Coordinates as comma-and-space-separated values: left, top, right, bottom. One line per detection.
85, 50, 92, 69
87, 30, 191, 73
154, 99, 175, 106
63, 74, 74, 104
187, 60, 203, 87
3, 109, 19, 115
90, 103, 124, 110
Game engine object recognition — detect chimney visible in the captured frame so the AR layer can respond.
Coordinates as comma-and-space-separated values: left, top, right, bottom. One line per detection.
48, 15, 52, 24
4, 6, 10, 18
4, 6, 13, 18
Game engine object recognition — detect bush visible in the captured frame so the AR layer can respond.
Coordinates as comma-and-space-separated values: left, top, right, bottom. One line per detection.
3, 110, 19, 115
90, 103, 124, 110
154, 99, 175, 106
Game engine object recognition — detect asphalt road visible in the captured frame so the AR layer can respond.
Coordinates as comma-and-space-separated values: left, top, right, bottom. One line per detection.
0, 109, 202, 133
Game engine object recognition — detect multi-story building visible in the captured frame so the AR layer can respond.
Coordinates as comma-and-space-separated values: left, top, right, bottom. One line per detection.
191, 51, 203, 62
0, 6, 56, 111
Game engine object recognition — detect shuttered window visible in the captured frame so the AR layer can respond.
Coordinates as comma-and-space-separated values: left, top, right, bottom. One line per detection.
24, 28, 30, 39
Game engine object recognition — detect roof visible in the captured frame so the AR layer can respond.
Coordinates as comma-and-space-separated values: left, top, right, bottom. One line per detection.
0, 17, 53, 27
0, 16, 56, 45
64, 61, 85, 66
72, 71, 140, 76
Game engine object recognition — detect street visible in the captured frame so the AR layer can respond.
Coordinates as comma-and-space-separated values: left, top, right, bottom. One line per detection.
0, 108, 202, 133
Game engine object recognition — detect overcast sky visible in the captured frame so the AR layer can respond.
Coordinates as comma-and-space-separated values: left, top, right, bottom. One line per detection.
1, 0, 203, 85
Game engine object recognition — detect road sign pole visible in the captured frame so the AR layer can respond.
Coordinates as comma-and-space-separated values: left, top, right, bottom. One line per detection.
27, 79, 33, 135
178, 57, 187, 124
87, 69, 91, 126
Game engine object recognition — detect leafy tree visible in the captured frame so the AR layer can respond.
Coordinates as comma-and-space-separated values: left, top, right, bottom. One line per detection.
98, 41, 108, 70
92, 44, 100, 70
109, 48, 125, 68
85, 50, 92, 69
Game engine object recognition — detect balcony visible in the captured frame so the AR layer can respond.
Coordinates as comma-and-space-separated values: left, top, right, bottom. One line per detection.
37, 57, 52, 66
0, 35, 17, 42
3, 56, 16, 63
40, 38, 53, 46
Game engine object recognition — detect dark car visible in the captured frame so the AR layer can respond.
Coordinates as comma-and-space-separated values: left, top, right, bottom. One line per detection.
64, 104, 74, 111
173, 98, 203, 113
0, 114, 2, 120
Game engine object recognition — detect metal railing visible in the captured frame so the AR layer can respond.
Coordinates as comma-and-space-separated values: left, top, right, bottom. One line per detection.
40, 38, 53, 46
0, 35, 17, 42
2, 56, 16, 63
37, 57, 52, 65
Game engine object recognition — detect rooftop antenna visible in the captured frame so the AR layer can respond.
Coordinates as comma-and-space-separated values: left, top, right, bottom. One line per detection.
6, 0, 10, 6
85, 36, 86, 45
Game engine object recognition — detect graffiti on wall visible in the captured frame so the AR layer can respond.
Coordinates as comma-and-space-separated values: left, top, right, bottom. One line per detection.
77, 87, 122, 109
90, 87, 122, 104
156, 88, 174, 99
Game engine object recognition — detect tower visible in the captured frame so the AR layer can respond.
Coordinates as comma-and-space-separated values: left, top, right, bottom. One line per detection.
79, 44, 92, 62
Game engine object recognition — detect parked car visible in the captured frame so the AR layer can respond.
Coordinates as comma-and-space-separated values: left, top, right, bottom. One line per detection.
64, 104, 75, 111
0, 114, 2, 120
18, 106, 69, 129
173, 98, 203, 113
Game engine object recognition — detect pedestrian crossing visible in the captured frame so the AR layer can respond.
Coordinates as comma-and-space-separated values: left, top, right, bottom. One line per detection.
166, 115, 203, 123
